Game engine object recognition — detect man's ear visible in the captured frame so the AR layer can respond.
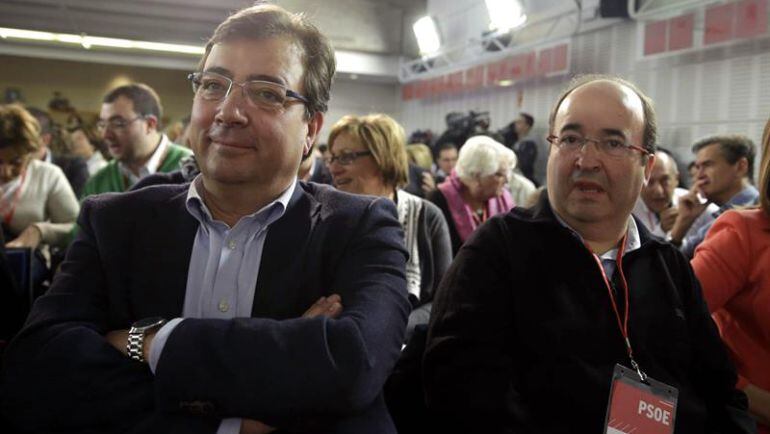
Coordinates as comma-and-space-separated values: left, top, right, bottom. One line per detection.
144, 115, 159, 132
304, 111, 324, 156
643, 153, 656, 184
736, 156, 749, 179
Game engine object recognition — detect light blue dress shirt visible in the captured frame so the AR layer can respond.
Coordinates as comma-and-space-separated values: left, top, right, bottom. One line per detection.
148, 175, 296, 433
681, 184, 759, 258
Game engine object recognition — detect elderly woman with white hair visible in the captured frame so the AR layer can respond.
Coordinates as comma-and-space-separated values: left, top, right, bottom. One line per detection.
427, 135, 517, 256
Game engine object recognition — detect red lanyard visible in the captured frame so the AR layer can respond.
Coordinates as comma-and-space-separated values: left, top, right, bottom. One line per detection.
1, 170, 26, 226
587, 234, 648, 382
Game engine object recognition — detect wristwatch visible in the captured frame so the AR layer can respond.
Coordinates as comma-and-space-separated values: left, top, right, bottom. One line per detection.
127, 317, 167, 362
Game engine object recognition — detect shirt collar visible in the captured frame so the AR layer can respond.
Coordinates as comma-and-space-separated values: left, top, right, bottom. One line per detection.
185, 175, 297, 230
718, 184, 760, 214
118, 134, 169, 186
553, 211, 641, 261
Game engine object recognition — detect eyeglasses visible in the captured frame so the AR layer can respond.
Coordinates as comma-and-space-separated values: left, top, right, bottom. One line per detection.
96, 116, 144, 131
325, 150, 372, 166
547, 133, 649, 158
188, 71, 309, 111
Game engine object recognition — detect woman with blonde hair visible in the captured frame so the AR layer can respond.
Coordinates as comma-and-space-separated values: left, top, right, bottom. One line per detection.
692, 117, 770, 431
327, 114, 452, 336
1, 104, 79, 249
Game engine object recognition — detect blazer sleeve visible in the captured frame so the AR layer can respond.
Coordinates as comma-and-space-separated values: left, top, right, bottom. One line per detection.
1, 198, 218, 433
423, 216, 520, 433
152, 197, 411, 421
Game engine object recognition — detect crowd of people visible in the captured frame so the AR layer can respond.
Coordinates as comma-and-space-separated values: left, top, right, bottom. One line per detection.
0, 3, 768, 434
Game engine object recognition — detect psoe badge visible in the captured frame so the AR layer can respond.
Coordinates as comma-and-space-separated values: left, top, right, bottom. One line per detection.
604, 364, 678, 434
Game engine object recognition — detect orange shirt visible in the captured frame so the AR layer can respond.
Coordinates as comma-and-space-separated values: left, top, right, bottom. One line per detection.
692, 209, 770, 430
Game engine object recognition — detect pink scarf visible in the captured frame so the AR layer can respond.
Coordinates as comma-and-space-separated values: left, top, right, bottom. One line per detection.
438, 170, 514, 242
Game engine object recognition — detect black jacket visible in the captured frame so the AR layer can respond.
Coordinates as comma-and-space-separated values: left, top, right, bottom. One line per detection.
424, 193, 752, 434
2, 182, 410, 434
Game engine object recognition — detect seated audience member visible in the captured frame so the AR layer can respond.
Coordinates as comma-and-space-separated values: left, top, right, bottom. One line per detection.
406, 143, 433, 171
81, 83, 192, 198
27, 107, 89, 197
692, 118, 770, 432
424, 75, 753, 433
406, 143, 437, 196
507, 167, 536, 207
65, 115, 109, 176
327, 114, 451, 337
427, 135, 515, 256
510, 112, 539, 185
633, 148, 717, 238
1, 104, 79, 250
1, 5, 409, 433
670, 135, 758, 257
299, 143, 331, 185
433, 141, 458, 184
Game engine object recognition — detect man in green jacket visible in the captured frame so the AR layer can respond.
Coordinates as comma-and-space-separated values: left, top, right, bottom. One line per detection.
81, 83, 192, 198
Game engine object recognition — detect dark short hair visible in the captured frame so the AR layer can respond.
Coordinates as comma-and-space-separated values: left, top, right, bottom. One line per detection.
25, 107, 53, 135
434, 141, 458, 160
519, 112, 534, 128
103, 83, 163, 126
692, 135, 755, 183
199, 3, 336, 119
548, 74, 657, 155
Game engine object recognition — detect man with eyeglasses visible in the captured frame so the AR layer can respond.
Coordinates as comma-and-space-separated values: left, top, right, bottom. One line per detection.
424, 75, 753, 433
3, 4, 408, 434
80, 83, 192, 198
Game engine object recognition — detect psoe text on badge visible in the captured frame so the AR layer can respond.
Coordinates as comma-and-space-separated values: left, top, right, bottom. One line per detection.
638, 400, 672, 426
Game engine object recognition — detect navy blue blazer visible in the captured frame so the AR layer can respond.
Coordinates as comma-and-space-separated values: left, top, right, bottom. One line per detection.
2, 181, 410, 434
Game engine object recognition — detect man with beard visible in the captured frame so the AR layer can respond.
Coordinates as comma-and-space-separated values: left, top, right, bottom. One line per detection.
80, 83, 191, 197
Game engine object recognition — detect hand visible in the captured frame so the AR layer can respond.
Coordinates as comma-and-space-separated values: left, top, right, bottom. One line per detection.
6, 225, 42, 249
105, 329, 156, 361
659, 206, 679, 233
302, 294, 343, 319
670, 182, 710, 244
240, 419, 276, 434
421, 172, 436, 195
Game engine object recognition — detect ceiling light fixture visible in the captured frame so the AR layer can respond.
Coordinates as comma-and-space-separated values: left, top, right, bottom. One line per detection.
485, 0, 527, 33
413, 16, 441, 56
0, 27, 205, 55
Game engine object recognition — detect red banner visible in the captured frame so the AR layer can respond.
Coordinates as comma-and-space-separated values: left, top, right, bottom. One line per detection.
644, 19, 668, 55
704, 2, 736, 45
668, 13, 695, 51
537, 47, 553, 75
401, 83, 415, 101
552, 44, 568, 73
736, 0, 768, 39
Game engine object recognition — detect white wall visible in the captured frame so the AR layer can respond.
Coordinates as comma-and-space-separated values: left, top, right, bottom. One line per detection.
399, 18, 770, 176
321, 79, 400, 143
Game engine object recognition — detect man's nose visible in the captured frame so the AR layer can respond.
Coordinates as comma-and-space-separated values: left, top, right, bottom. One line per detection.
574, 140, 602, 170
214, 88, 248, 126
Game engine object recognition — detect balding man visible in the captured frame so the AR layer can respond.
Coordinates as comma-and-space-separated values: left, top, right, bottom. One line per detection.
633, 149, 717, 239
424, 75, 752, 433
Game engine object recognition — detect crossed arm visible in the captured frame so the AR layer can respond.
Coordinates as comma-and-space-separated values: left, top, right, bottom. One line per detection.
1, 197, 410, 433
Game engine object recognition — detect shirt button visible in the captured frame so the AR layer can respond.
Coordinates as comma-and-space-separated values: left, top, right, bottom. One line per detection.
218, 300, 229, 312
228, 240, 236, 250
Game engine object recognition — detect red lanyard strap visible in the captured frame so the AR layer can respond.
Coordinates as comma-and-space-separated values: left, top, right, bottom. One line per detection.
587, 234, 648, 382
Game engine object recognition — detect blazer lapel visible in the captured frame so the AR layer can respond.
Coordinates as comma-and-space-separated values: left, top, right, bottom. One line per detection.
130, 186, 198, 319
251, 184, 321, 318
